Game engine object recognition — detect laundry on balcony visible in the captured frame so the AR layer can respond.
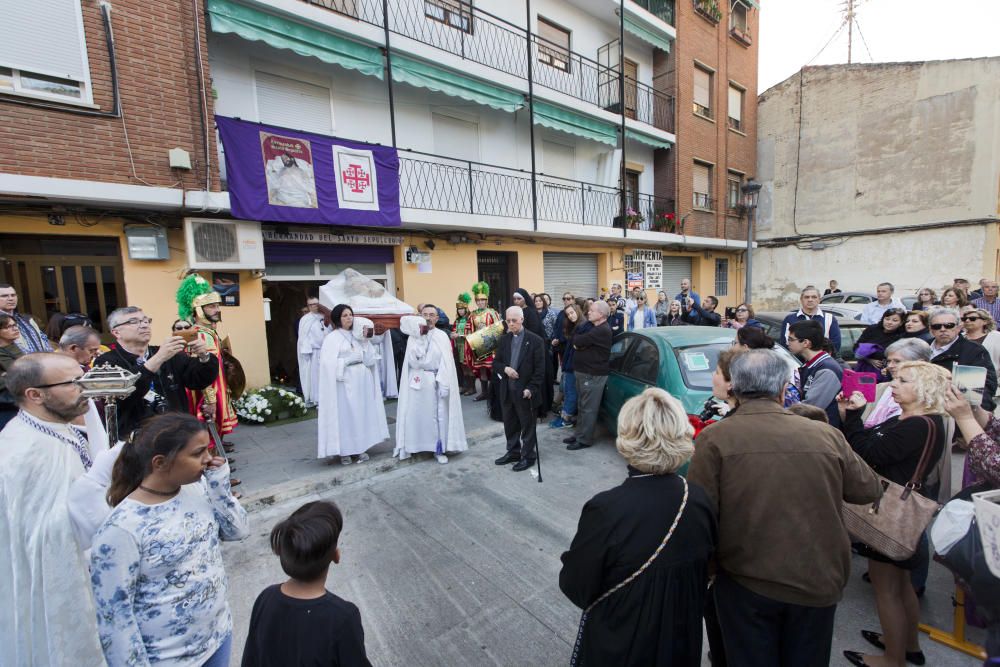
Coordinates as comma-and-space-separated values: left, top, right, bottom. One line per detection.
206, 0, 384, 78
531, 101, 618, 146
390, 55, 525, 112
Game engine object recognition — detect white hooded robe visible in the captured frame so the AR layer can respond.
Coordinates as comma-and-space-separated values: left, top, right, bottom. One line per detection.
297, 312, 328, 405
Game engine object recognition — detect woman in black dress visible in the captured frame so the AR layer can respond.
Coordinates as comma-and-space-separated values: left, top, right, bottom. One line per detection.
560, 387, 716, 666
838, 360, 949, 667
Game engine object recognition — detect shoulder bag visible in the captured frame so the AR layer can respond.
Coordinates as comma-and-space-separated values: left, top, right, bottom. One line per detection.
569, 477, 688, 667
843, 416, 942, 561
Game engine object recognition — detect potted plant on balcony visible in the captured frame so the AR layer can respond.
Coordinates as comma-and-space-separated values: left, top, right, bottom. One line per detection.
652, 212, 678, 233
694, 0, 722, 23
624, 207, 644, 229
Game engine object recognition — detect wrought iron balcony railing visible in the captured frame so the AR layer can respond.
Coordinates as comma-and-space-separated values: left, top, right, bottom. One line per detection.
629, 0, 675, 26
298, 0, 674, 133
397, 149, 677, 230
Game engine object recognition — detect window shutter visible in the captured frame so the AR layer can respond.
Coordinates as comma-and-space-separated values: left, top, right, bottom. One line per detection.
538, 18, 570, 50
1, 0, 88, 81
693, 162, 710, 195
544, 253, 598, 301
728, 86, 742, 122
694, 68, 711, 109
542, 140, 576, 179
432, 113, 481, 162
255, 71, 333, 135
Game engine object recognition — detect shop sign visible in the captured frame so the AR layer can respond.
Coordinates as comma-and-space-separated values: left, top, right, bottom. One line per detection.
644, 261, 663, 289
631, 249, 662, 262
217, 116, 401, 228
627, 271, 644, 290
262, 229, 402, 246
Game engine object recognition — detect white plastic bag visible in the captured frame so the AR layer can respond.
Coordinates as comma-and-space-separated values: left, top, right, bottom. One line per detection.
930, 499, 976, 556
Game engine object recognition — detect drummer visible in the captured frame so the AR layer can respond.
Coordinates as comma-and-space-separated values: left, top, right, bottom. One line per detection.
466, 282, 502, 402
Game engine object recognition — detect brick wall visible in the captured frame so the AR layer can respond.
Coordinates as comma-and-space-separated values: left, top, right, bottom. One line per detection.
669, 0, 758, 240
0, 0, 218, 191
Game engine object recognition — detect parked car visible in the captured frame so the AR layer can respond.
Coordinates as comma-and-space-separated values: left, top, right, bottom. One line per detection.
599, 326, 799, 435
820, 304, 864, 321
820, 291, 875, 305
753, 312, 866, 366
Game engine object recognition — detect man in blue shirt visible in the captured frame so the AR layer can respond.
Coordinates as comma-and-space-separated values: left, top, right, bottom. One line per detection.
781, 286, 841, 356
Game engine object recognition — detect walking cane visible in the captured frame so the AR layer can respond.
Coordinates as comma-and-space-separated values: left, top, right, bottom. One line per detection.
535, 436, 543, 483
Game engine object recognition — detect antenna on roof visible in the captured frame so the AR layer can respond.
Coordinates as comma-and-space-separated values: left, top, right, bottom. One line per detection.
840, 0, 874, 63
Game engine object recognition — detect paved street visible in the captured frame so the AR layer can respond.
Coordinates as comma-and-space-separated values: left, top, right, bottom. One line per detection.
223, 417, 986, 666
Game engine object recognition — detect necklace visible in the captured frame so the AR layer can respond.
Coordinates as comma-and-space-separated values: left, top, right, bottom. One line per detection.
139, 484, 181, 497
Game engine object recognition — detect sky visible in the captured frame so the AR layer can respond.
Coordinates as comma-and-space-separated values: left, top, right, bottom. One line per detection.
758, 0, 1000, 93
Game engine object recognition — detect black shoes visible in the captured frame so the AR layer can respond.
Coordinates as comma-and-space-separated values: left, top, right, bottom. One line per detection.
567, 441, 591, 451
494, 452, 521, 465
512, 458, 535, 472
859, 630, 926, 665
563, 436, 576, 445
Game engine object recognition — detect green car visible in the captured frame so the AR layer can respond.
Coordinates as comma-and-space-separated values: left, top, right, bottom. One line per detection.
599, 326, 800, 434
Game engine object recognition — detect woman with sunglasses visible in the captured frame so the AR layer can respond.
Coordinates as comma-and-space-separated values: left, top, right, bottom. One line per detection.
627, 292, 656, 330
854, 308, 906, 381
961, 306, 1000, 379
664, 300, 686, 327
912, 288, 937, 311
0, 313, 25, 429
722, 303, 761, 330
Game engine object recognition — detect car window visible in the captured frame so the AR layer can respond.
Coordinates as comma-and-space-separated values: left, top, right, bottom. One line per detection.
609, 335, 636, 373
820, 295, 842, 303
840, 327, 862, 361
673, 343, 728, 390
846, 295, 871, 304
622, 338, 659, 385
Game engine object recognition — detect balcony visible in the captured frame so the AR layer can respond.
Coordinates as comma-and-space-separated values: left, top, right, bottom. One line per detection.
296, 0, 674, 132
629, 0, 675, 27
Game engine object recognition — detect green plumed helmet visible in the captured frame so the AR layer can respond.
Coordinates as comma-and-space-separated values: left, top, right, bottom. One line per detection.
471, 281, 490, 299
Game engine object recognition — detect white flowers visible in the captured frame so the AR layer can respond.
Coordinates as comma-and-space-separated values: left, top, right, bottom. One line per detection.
233, 384, 309, 424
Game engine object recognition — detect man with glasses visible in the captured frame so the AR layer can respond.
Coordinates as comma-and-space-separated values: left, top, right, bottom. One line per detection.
0, 353, 106, 666
0, 282, 51, 353
972, 279, 1000, 323
94, 306, 218, 440
928, 307, 997, 411
492, 306, 545, 472
860, 282, 905, 325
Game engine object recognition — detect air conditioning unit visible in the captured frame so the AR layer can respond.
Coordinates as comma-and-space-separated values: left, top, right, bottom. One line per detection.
183, 219, 265, 270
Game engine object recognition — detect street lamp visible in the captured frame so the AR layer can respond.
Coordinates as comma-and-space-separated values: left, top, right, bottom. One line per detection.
740, 179, 762, 306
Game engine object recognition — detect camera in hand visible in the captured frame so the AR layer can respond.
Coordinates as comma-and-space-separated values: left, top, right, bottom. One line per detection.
725, 306, 737, 319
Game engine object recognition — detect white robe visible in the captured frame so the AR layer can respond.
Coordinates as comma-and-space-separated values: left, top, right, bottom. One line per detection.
297, 312, 328, 405
373, 332, 398, 399
317, 329, 389, 458
0, 413, 106, 667
395, 328, 468, 458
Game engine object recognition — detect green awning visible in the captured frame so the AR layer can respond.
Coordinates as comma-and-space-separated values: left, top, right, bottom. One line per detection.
532, 101, 618, 146
626, 128, 673, 150
207, 0, 384, 79
391, 55, 524, 112
624, 14, 672, 53
738, 0, 760, 9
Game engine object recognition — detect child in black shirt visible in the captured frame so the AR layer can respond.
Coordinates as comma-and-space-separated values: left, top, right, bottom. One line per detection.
241, 501, 371, 667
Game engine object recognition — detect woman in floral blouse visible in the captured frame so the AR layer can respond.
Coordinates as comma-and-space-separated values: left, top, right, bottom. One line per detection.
945, 384, 1000, 486
90, 413, 249, 666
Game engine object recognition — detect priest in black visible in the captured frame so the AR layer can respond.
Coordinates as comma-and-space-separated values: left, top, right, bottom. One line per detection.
560, 387, 716, 666
492, 305, 545, 472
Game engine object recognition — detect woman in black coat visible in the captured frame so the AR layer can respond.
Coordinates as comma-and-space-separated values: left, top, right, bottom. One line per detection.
560, 388, 716, 666
854, 308, 906, 381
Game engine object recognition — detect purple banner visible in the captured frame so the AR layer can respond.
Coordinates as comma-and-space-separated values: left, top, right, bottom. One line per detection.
216, 116, 401, 227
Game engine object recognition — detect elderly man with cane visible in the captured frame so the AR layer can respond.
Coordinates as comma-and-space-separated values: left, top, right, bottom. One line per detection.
493, 306, 545, 476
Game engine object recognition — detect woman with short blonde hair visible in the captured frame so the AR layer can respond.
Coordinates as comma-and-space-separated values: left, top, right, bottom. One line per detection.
616, 388, 695, 474
559, 386, 716, 665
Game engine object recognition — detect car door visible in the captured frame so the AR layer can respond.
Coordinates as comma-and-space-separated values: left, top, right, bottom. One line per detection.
601, 334, 660, 432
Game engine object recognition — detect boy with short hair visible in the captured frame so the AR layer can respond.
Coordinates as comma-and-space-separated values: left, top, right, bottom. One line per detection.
241, 501, 371, 667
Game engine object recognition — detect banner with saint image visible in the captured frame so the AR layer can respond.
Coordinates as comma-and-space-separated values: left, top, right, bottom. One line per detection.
217, 115, 401, 227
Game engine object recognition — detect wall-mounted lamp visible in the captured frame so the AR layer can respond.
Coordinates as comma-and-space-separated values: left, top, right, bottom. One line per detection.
124, 226, 169, 260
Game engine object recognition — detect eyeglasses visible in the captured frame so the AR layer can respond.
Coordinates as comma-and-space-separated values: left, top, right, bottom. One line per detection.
736, 308, 749, 312
638, 297, 646, 301
787, 336, 800, 343
0, 323, 18, 330
930, 322, 958, 330
961, 316, 982, 322
33, 375, 85, 390
114, 317, 152, 328
563, 297, 573, 301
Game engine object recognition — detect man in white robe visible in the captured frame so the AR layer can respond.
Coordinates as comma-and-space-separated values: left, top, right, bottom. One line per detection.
394, 307, 468, 464
297, 297, 327, 407
372, 329, 398, 400
0, 353, 106, 666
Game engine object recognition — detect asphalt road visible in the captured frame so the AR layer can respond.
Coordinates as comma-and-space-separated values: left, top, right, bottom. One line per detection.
222, 425, 985, 666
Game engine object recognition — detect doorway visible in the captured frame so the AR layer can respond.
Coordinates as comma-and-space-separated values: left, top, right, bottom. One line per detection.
477, 251, 518, 313
263, 280, 321, 387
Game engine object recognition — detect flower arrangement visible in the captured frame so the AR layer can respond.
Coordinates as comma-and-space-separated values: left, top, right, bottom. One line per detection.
624, 207, 645, 229
653, 212, 678, 233
233, 385, 308, 424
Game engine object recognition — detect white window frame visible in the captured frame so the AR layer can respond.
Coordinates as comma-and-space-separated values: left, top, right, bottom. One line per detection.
726, 169, 744, 211
536, 16, 572, 74
727, 82, 745, 132
693, 62, 713, 119
730, 1, 749, 33
0, 2, 93, 106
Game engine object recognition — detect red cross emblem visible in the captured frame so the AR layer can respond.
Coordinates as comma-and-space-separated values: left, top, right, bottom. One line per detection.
342, 163, 371, 194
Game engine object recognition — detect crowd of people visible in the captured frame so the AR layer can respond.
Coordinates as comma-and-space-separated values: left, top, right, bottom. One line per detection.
3, 270, 1000, 666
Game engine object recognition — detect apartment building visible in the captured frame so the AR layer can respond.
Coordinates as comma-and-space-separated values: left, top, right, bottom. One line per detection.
0, 0, 760, 386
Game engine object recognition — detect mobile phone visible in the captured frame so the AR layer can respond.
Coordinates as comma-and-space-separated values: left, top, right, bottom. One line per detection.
842, 369, 877, 403
364, 326, 374, 338
725, 306, 737, 319
419, 324, 429, 336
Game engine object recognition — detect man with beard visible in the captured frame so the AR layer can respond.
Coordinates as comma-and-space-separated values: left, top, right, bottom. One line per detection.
0, 353, 107, 666
267, 152, 318, 208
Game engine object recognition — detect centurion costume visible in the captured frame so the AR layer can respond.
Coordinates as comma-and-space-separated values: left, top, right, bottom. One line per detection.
176, 274, 243, 436
465, 281, 502, 402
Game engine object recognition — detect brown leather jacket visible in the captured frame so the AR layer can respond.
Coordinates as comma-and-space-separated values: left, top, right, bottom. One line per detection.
688, 398, 882, 607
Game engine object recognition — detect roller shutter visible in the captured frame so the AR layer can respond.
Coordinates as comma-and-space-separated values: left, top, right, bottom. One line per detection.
544, 252, 598, 301
660, 256, 692, 297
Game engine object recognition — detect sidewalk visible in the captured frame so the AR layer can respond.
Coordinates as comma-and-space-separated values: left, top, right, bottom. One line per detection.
227, 393, 506, 511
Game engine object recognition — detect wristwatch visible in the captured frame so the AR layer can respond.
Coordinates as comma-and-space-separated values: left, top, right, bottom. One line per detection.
198, 352, 212, 363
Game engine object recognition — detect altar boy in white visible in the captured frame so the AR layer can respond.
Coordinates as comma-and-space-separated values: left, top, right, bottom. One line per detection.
394, 307, 468, 464
316, 304, 389, 465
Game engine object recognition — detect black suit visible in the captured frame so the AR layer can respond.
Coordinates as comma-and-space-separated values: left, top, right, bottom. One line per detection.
492, 328, 545, 461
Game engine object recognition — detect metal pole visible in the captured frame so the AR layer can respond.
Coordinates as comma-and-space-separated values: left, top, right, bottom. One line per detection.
618, 0, 627, 238
526, 0, 538, 231
745, 203, 754, 306
382, 0, 397, 147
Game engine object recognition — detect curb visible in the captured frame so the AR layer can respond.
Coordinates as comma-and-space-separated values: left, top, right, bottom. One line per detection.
240, 422, 506, 513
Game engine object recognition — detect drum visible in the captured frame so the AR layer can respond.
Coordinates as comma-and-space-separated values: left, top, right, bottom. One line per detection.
466, 321, 504, 361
